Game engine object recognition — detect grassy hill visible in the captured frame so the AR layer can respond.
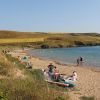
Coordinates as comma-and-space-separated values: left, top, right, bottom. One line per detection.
0, 30, 100, 48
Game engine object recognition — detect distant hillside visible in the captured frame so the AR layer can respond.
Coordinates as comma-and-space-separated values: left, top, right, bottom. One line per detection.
0, 30, 100, 39
0, 30, 48, 39
0, 30, 100, 48
0, 30, 100, 38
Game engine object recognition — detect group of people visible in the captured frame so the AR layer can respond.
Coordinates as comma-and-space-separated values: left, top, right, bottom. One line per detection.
18, 55, 33, 69
77, 56, 83, 66
47, 63, 59, 81
43, 63, 77, 83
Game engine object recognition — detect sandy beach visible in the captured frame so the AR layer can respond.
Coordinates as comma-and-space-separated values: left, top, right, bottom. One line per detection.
9, 49, 100, 100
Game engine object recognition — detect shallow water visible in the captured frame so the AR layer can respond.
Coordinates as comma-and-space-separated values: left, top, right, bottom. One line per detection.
28, 46, 100, 67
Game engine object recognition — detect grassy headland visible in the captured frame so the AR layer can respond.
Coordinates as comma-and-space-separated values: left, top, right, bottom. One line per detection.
0, 30, 100, 48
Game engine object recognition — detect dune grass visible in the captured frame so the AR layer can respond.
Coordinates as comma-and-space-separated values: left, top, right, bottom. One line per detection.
0, 79, 69, 100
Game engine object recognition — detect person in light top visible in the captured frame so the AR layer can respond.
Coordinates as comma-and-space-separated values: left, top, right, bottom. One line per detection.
72, 71, 77, 81
65, 71, 77, 83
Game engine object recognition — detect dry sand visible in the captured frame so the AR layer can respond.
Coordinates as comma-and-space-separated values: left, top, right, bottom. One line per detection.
10, 50, 100, 100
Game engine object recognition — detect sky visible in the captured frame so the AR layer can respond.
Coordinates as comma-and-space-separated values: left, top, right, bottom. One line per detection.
0, 0, 100, 33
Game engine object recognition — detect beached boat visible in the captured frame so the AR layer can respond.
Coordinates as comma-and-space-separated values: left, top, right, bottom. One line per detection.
45, 80, 75, 87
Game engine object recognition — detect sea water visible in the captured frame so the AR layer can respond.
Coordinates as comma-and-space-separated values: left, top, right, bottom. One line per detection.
28, 46, 100, 67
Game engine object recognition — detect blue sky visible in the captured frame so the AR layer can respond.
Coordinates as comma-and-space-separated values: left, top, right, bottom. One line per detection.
0, 0, 100, 33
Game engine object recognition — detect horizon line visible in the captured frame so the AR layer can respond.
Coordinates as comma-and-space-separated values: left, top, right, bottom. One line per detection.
0, 29, 99, 34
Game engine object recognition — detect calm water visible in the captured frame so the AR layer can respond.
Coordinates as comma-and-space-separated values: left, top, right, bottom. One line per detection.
28, 46, 100, 67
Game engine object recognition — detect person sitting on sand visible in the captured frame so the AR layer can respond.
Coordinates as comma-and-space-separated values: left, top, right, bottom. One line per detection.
65, 71, 77, 83
47, 63, 55, 80
53, 66, 59, 81
42, 69, 50, 81
48, 63, 54, 74
26, 62, 32, 69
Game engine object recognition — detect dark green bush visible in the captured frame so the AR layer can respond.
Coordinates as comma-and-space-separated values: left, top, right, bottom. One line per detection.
80, 96, 95, 100
41, 44, 49, 49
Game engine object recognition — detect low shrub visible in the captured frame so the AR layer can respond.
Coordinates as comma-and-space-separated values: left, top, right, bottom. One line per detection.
80, 96, 95, 100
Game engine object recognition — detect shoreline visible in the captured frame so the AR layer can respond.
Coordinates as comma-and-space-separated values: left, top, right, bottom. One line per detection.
27, 47, 100, 68
27, 51, 100, 72
9, 49, 100, 100
10, 48, 100, 71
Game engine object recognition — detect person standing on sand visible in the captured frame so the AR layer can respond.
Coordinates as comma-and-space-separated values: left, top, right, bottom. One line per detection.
80, 56, 83, 66
77, 58, 80, 66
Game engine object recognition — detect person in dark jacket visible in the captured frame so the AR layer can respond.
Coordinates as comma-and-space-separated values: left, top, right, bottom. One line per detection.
80, 56, 83, 66
48, 63, 54, 73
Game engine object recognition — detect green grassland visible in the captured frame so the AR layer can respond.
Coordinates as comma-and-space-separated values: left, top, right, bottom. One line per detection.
0, 30, 100, 48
